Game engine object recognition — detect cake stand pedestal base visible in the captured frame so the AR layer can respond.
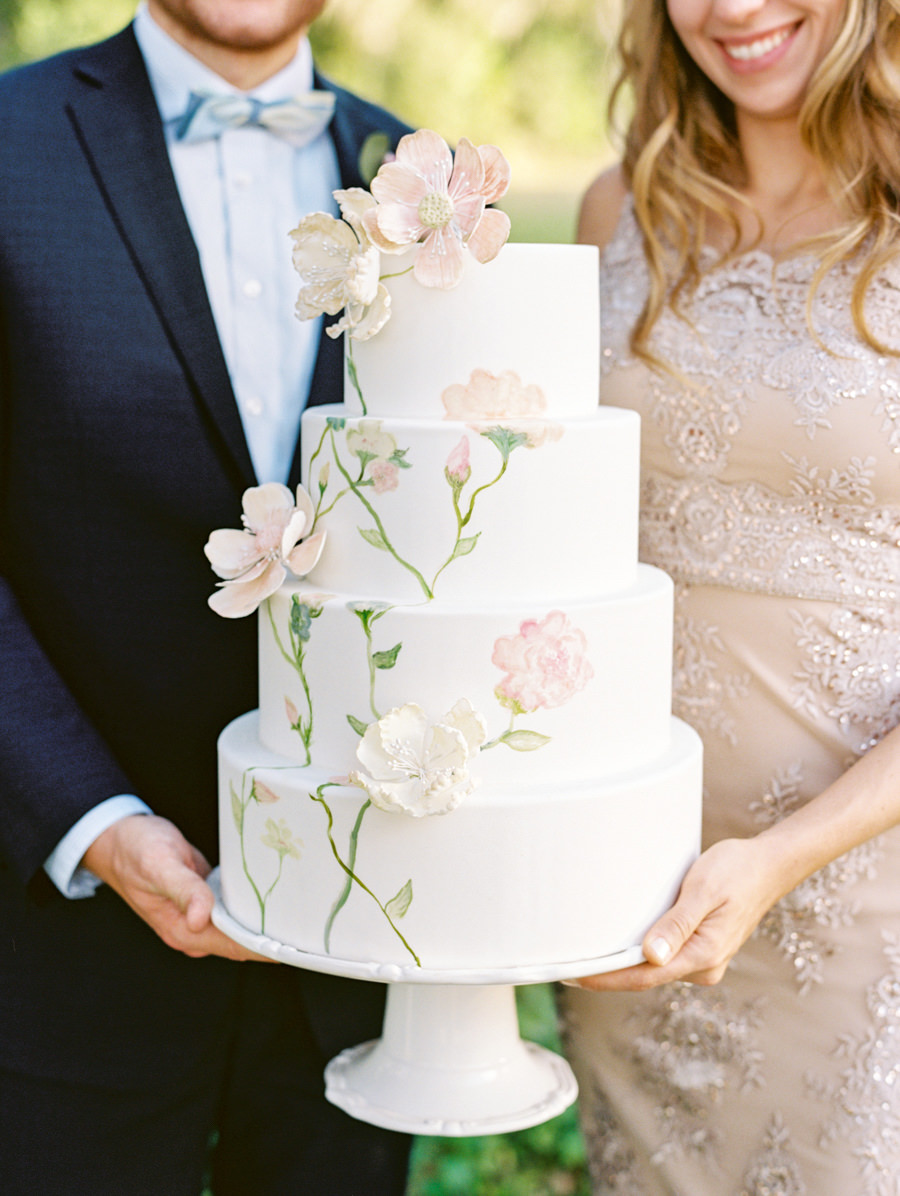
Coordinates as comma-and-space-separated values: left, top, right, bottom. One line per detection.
209, 870, 645, 1136
324, 982, 576, 1135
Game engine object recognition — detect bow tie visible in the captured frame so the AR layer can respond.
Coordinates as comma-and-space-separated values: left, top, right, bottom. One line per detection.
174, 90, 335, 148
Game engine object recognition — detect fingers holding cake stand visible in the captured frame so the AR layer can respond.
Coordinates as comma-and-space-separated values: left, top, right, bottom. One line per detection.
210, 868, 647, 1136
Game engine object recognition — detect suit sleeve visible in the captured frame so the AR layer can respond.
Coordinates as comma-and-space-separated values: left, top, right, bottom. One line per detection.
0, 575, 135, 887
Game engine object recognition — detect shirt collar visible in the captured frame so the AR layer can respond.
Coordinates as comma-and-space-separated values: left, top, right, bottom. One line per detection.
133, 1, 317, 126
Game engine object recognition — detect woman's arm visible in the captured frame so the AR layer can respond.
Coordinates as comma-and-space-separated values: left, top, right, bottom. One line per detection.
577, 164, 628, 250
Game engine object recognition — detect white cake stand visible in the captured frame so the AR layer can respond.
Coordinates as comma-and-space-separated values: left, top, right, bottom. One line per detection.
209, 869, 643, 1136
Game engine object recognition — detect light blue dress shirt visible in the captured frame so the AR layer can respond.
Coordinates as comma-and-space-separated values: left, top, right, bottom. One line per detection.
45, 2, 341, 897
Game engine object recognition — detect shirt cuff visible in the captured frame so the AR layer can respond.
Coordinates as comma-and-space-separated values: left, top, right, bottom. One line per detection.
44, 795, 153, 898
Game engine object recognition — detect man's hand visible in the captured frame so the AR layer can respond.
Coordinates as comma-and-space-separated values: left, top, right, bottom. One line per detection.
82, 813, 270, 961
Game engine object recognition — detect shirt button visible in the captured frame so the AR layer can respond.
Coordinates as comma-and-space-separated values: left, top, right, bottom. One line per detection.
245, 395, 264, 417
233, 170, 253, 187
243, 279, 263, 299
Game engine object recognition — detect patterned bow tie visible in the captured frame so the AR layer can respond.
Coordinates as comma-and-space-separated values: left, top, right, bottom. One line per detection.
174, 90, 335, 148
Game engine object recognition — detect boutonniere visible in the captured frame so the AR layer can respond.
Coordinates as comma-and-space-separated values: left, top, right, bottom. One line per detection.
357, 131, 394, 186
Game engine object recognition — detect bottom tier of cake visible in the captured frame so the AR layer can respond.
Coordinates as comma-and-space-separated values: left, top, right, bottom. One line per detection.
218, 712, 703, 972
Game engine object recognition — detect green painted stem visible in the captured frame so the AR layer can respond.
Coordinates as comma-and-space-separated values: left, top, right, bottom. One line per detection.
311, 787, 421, 966
329, 427, 433, 598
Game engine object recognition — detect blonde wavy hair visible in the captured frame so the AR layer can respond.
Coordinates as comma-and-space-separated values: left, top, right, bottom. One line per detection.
613, 0, 900, 361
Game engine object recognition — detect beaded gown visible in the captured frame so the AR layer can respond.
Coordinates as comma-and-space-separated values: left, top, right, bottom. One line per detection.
560, 200, 900, 1196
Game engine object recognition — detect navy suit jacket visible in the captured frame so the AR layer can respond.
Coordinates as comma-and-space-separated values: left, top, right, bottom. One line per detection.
0, 27, 410, 1083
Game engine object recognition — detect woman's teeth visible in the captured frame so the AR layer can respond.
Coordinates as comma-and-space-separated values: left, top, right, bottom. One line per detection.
725, 26, 792, 60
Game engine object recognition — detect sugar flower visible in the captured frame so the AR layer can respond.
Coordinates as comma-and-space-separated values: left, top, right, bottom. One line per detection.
493, 611, 594, 713
363, 129, 511, 289
350, 699, 487, 817
205, 482, 325, 618
290, 193, 390, 341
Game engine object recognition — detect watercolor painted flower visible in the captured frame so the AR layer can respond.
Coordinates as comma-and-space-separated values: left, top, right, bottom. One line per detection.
346, 420, 398, 465
442, 369, 563, 447
493, 611, 594, 713
205, 483, 326, 618
350, 699, 487, 817
251, 779, 280, 805
362, 129, 511, 289
260, 817, 302, 860
369, 459, 400, 494
445, 436, 471, 487
290, 198, 390, 341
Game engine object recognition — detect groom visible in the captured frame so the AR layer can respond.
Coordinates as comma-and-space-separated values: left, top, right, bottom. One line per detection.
0, 1, 413, 1192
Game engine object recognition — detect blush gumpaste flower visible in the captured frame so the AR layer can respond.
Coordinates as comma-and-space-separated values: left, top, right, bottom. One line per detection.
492, 611, 594, 713
363, 129, 511, 289
205, 482, 325, 618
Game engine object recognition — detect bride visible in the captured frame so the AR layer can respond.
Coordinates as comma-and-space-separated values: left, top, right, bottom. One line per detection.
561, 0, 900, 1191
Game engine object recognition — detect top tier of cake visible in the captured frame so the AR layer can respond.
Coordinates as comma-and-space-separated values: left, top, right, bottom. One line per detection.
345, 243, 600, 421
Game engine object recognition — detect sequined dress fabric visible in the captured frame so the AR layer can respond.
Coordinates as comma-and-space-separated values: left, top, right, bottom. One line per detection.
560, 200, 900, 1195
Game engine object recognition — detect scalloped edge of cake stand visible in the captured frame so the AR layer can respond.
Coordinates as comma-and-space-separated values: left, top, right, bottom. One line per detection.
209, 868, 646, 984
324, 1032, 577, 1136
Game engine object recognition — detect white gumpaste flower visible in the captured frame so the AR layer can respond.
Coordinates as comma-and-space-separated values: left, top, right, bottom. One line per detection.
350, 699, 487, 817
290, 197, 390, 342
205, 482, 325, 618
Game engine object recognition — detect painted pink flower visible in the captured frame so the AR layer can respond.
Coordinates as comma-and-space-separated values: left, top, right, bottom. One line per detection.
445, 436, 471, 485
369, 459, 399, 494
492, 611, 593, 713
251, 779, 281, 805
362, 129, 511, 289
442, 369, 562, 447
205, 483, 326, 618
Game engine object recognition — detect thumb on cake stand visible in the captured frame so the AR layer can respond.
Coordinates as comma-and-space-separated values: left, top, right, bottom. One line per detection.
82, 813, 273, 962
562, 835, 787, 991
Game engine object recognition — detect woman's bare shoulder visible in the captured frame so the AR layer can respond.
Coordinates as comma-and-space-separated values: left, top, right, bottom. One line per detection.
576, 165, 629, 251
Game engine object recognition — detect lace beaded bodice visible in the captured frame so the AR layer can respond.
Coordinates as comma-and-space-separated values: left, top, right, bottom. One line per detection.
598, 202, 900, 607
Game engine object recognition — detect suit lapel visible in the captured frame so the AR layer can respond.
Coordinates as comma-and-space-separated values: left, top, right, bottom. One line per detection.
66, 28, 257, 492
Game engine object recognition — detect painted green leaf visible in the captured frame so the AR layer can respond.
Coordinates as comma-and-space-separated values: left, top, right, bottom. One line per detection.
482, 426, 530, 459
326, 415, 346, 430
347, 713, 369, 737
451, 534, 480, 560
290, 595, 313, 640
230, 782, 243, 832
385, 878, 413, 920
390, 447, 413, 470
359, 527, 389, 551
372, 643, 402, 670
500, 729, 552, 751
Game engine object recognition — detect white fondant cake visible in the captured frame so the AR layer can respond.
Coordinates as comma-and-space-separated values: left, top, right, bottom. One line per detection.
212, 142, 702, 974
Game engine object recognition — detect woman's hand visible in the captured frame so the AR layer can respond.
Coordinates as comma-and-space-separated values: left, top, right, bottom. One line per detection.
568, 834, 788, 991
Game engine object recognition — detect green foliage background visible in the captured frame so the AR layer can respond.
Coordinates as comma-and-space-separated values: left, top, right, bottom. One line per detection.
0, 0, 618, 241
0, 1, 616, 1190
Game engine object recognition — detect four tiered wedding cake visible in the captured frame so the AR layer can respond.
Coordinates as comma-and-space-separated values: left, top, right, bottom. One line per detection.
209, 131, 702, 975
